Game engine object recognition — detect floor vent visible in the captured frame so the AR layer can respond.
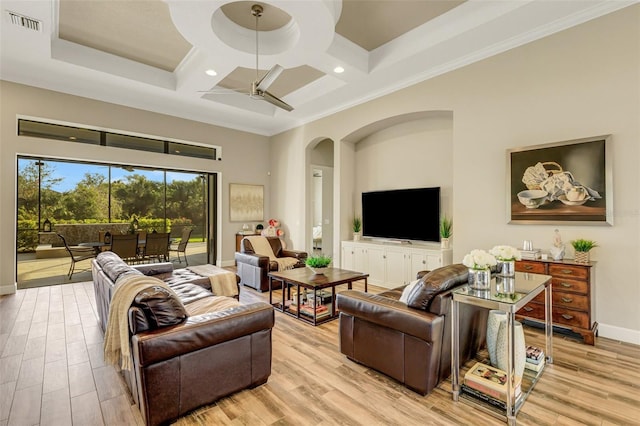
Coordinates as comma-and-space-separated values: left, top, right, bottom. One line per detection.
6, 10, 42, 32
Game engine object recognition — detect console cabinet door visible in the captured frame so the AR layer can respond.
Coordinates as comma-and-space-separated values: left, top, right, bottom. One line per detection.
342, 242, 356, 271
385, 248, 407, 285
366, 246, 386, 285
409, 251, 429, 280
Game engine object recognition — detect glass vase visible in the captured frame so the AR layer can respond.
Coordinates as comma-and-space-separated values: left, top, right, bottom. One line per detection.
468, 268, 491, 290
498, 259, 516, 277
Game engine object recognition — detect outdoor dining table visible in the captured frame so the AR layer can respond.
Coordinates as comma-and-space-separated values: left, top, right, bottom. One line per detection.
79, 240, 146, 255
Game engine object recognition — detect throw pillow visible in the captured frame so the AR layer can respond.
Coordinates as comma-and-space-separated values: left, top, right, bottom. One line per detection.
133, 286, 188, 329
399, 279, 421, 304
406, 264, 469, 310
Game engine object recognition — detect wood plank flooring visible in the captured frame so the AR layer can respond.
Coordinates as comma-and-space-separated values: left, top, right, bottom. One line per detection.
1, 281, 639, 425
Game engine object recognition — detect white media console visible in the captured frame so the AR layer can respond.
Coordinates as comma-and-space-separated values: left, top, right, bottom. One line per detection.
341, 240, 453, 289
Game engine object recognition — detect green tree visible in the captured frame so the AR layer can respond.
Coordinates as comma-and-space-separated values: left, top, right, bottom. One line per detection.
112, 174, 163, 218
60, 173, 110, 220
17, 160, 63, 222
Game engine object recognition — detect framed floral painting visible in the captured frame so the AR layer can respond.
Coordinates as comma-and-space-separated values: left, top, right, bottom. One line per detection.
507, 135, 612, 225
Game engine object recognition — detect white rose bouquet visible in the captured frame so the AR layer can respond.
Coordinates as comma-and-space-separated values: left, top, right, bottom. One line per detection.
462, 249, 497, 270
489, 245, 521, 261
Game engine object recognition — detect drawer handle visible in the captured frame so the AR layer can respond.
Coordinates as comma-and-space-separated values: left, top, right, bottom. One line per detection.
561, 297, 573, 303
561, 314, 574, 320
524, 265, 533, 270
523, 306, 533, 312
561, 269, 574, 274
560, 282, 572, 288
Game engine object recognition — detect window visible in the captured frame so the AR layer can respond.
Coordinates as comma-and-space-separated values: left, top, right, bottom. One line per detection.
17, 118, 220, 160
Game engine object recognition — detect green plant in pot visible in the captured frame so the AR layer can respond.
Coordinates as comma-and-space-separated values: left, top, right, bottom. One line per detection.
352, 216, 362, 241
440, 216, 453, 249
306, 254, 332, 275
570, 239, 597, 264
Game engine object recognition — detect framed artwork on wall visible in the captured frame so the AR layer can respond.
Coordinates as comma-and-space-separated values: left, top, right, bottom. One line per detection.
229, 183, 264, 222
507, 135, 612, 225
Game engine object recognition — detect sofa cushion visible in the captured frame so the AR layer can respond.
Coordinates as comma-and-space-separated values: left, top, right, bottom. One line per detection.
406, 264, 469, 310
132, 286, 187, 330
96, 251, 142, 282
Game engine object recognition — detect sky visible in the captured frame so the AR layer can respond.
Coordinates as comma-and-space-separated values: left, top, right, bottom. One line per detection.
19, 158, 202, 192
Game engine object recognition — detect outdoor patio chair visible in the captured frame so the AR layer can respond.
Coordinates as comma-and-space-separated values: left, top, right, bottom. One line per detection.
58, 233, 95, 279
110, 233, 139, 263
142, 232, 169, 263
169, 228, 192, 266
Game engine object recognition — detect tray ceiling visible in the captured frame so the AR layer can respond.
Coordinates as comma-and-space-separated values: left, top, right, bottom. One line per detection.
0, 0, 634, 135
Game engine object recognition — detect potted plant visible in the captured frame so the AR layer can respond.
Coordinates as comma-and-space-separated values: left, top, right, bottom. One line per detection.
440, 216, 453, 249
570, 239, 597, 263
352, 216, 362, 241
306, 254, 332, 275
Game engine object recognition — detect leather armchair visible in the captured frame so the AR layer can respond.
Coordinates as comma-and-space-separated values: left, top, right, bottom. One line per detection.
235, 236, 307, 292
336, 264, 488, 396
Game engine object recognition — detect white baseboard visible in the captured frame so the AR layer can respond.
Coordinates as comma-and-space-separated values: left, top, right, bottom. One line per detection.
221, 259, 236, 268
0, 282, 17, 295
598, 323, 640, 345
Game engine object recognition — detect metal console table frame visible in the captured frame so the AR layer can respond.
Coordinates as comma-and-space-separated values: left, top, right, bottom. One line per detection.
451, 272, 554, 425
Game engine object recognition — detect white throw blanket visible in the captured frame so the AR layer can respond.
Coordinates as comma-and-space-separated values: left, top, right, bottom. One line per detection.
246, 236, 299, 271
103, 274, 176, 370
187, 264, 238, 298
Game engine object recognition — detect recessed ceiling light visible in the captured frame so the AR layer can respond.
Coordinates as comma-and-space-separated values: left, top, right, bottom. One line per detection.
69, 136, 77, 140
205, 69, 217, 76
334, 66, 344, 74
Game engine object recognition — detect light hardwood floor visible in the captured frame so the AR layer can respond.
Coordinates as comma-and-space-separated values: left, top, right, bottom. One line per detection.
1, 280, 639, 426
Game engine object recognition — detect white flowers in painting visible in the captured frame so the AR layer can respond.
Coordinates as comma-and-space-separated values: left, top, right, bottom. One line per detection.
489, 246, 522, 261
463, 249, 497, 270
489, 245, 522, 261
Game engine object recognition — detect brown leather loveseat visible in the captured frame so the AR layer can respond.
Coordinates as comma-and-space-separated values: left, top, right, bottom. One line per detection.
92, 252, 274, 426
336, 264, 487, 395
235, 236, 307, 291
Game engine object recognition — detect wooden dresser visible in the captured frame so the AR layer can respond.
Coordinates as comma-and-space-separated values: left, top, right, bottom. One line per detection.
515, 259, 597, 345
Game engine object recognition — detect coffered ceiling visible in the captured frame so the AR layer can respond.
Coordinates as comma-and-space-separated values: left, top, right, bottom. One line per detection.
0, 0, 634, 136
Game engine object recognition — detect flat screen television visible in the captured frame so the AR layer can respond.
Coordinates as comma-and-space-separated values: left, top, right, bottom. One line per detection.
362, 187, 440, 242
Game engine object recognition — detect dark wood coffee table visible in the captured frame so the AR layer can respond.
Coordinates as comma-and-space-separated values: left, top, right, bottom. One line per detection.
268, 268, 369, 325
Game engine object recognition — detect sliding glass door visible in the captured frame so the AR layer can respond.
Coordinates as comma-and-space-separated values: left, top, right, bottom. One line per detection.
16, 156, 216, 288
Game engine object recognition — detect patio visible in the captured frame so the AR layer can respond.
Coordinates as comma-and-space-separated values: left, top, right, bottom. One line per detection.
16, 242, 208, 289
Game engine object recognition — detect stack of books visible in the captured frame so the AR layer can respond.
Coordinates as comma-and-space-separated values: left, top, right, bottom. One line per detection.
306, 290, 333, 307
462, 362, 522, 410
520, 249, 541, 260
525, 345, 545, 372
299, 304, 330, 320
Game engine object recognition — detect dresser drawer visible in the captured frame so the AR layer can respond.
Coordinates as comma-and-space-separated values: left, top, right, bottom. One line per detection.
549, 264, 589, 280
518, 302, 590, 329
515, 261, 546, 274
553, 307, 590, 329
551, 277, 589, 295
531, 291, 589, 310
517, 302, 544, 320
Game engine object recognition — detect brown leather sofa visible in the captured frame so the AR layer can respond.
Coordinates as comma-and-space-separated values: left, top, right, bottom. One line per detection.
235, 236, 307, 292
92, 252, 274, 426
336, 264, 488, 396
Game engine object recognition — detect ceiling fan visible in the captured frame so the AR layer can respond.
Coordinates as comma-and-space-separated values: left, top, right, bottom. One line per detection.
200, 4, 293, 112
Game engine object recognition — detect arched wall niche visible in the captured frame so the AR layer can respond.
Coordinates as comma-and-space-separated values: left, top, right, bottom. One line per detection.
339, 110, 454, 247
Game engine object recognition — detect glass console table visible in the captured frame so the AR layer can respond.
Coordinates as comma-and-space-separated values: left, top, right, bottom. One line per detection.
451, 272, 553, 425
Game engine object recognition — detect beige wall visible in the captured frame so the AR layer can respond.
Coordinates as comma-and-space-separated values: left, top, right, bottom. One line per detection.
0, 81, 270, 294
270, 7, 640, 343
1, 7, 638, 344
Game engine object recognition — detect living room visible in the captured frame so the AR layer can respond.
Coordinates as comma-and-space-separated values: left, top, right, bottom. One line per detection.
1, 1, 639, 425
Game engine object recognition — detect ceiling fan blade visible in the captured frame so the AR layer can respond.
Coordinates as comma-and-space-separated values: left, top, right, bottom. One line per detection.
256, 64, 284, 92
261, 90, 294, 112
197, 87, 247, 94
